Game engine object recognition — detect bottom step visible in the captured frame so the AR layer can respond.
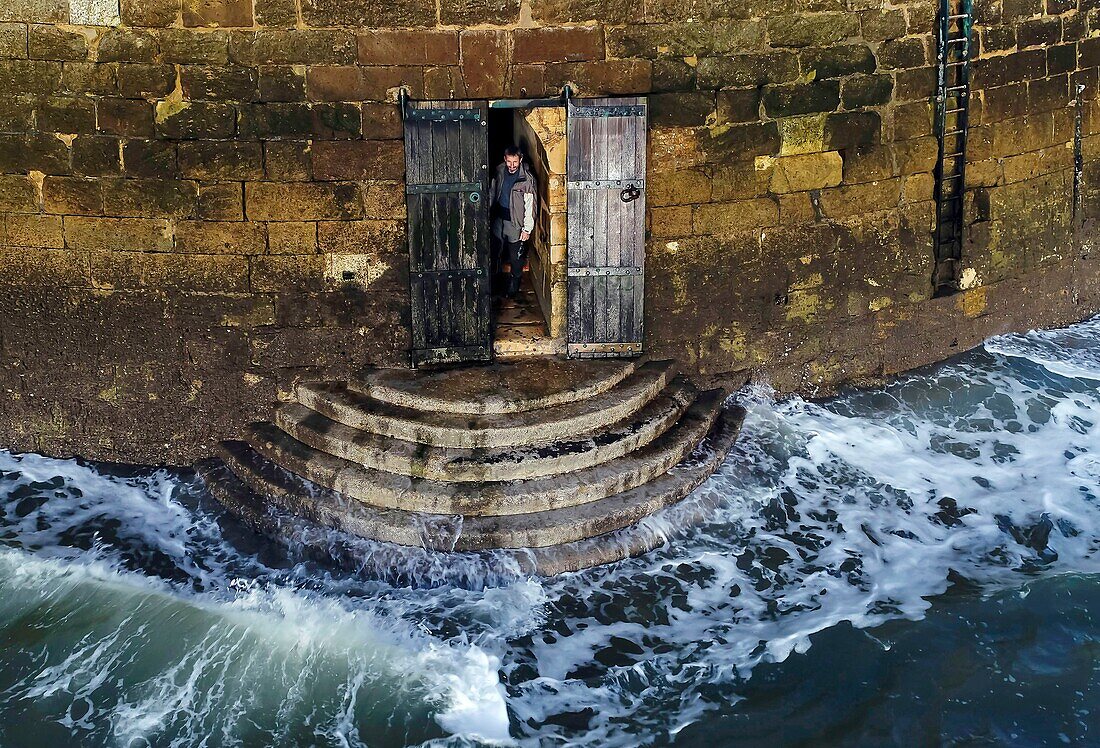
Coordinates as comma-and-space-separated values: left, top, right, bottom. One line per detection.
197, 403, 745, 573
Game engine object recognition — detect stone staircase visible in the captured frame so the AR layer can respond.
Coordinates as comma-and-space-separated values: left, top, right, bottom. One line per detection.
197, 357, 745, 575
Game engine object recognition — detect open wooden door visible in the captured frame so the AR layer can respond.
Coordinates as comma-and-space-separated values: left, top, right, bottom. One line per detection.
565, 96, 647, 358
404, 100, 491, 367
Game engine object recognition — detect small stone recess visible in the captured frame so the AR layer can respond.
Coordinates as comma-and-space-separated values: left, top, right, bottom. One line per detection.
197, 357, 745, 575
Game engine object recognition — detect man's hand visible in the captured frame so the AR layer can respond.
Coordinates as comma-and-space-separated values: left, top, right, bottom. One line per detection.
520, 231, 530, 241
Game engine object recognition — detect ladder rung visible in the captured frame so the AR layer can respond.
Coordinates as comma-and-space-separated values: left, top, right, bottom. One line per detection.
944, 129, 964, 136
946, 86, 968, 93
949, 13, 969, 19
947, 38, 969, 44
944, 107, 966, 114
943, 151, 965, 158
942, 174, 963, 180
946, 61, 967, 67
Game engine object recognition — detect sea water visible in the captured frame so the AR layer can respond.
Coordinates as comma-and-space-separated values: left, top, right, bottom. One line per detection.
3, 319, 1100, 746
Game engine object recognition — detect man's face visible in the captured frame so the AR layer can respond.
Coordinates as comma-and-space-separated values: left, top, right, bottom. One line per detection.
504, 154, 521, 173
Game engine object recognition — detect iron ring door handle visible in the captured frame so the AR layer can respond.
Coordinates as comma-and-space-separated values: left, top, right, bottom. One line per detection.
620, 184, 641, 203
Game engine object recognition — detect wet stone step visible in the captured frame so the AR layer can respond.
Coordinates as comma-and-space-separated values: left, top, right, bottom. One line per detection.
352, 357, 639, 415
294, 359, 677, 449
212, 400, 745, 553
238, 388, 730, 517
276, 377, 697, 483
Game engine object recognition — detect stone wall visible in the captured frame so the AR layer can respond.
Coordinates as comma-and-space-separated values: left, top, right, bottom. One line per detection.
2, 0, 1100, 463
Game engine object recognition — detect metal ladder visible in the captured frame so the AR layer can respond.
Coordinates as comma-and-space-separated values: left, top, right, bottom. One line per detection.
932, 0, 973, 297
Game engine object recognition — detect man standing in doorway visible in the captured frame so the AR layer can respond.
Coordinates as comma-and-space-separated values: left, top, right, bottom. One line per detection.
490, 146, 537, 299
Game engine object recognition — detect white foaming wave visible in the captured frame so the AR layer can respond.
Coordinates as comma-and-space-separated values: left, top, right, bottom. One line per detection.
0, 467, 516, 747
501, 363, 1100, 745
985, 315, 1100, 381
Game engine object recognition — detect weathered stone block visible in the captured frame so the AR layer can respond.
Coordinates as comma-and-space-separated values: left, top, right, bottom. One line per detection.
363, 182, 404, 219
361, 102, 403, 140
531, 0, 643, 25
440, 0, 521, 24
157, 29, 228, 64
763, 80, 840, 117
701, 121, 780, 161
102, 177, 198, 218
770, 151, 843, 193
317, 219, 404, 256
649, 91, 715, 126
263, 140, 311, 180
716, 87, 761, 123
423, 66, 468, 98
311, 140, 404, 181
876, 36, 928, 70
72, 135, 121, 175
1018, 17, 1060, 48
29, 25, 87, 61
155, 101, 236, 139
358, 30, 460, 66
70, 0, 122, 25
649, 168, 711, 206
648, 205, 693, 237
267, 221, 317, 254
694, 197, 778, 234
64, 215, 172, 251
1046, 44, 1076, 77
0, 24, 27, 59
460, 30, 511, 98
841, 73, 893, 108
122, 0, 181, 27
817, 178, 901, 219
180, 64, 258, 101
37, 96, 97, 133
97, 98, 154, 137
0, 0, 67, 24
4, 213, 64, 247
514, 27, 603, 64
0, 60, 62, 95
122, 138, 178, 177
800, 44, 876, 79
253, 0, 296, 25
971, 49, 1045, 89
892, 136, 937, 174
43, 175, 103, 214
246, 182, 364, 221
893, 101, 931, 140
0, 132, 70, 174
229, 31, 356, 66
695, 52, 799, 89
300, 0, 435, 27
0, 174, 39, 211
767, 14, 860, 48
545, 59, 652, 95
842, 144, 893, 183
118, 63, 176, 97
606, 21, 764, 59
175, 220, 266, 254
249, 252, 324, 293
60, 61, 117, 95
97, 30, 159, 63
306, 65, 424, 102
183, 0, 252, 27
258, 66, 305, 101
651, 59, 695, 93
179, 141, 264, 179
824, 110, 880, 149
860, 9, 907, 41
196, 181, 243, 219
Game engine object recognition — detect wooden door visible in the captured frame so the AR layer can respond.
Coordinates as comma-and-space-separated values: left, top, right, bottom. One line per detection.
404, 100, 491, 367
566, 96, 647, 358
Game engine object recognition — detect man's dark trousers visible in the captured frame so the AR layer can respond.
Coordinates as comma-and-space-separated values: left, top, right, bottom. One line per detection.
491, 206, 526, 297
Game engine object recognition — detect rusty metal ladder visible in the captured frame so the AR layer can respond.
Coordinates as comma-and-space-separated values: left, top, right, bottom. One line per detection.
932, 0, 973, 297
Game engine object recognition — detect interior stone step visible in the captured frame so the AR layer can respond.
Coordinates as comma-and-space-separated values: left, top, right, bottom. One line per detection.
353, 357, 638, 415
213, 401, 745, 552
238, 388, 729, 517
295, 359, 676, 449
277, 377, 696, 483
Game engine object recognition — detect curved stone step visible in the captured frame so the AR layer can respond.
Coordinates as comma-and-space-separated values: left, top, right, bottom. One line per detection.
277, 378, 696, 483
240, 388, 729, 517
294, 359, 676, 449
213, 400, 745, 552
351, 357, 638, 415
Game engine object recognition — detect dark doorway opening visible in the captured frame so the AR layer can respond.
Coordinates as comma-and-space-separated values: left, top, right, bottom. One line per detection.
486, 107, 552, 356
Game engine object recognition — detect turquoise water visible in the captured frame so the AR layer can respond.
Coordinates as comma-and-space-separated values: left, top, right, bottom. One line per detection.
3, 319, 1100, 746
